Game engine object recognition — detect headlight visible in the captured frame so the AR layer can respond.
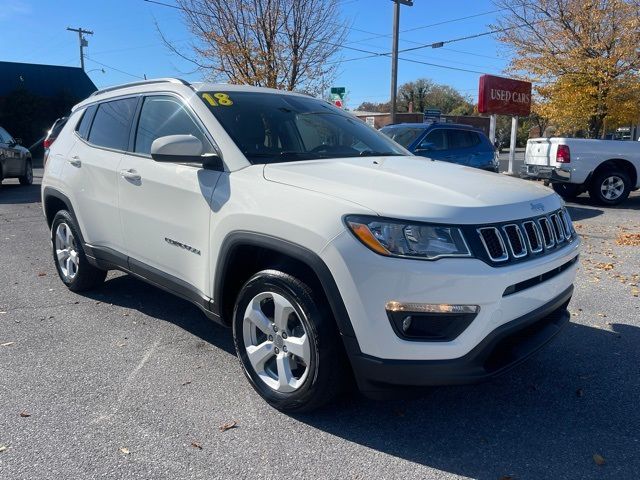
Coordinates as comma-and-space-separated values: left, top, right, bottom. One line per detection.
345, 215, 472, 260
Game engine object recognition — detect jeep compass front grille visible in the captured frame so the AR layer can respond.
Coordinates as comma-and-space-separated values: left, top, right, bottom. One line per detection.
467, 208, 576, 266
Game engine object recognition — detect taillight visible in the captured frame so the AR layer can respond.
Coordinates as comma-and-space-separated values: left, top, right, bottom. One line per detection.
43, 138, 53, 148
556, 144, 570, 163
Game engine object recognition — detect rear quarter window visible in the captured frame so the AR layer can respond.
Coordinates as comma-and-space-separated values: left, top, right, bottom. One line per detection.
75, 106, 96, 140
87, 97, 138, 151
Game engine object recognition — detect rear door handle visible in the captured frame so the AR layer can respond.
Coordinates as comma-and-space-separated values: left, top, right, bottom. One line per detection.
120, 169, 141, 182
68, 156, 81, 167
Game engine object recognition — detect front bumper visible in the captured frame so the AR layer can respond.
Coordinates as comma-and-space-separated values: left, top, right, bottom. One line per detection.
345, 286, 572, 394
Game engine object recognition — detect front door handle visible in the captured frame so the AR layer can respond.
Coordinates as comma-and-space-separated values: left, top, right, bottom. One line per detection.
119, 169, 141, 182
68, 156, 81, 167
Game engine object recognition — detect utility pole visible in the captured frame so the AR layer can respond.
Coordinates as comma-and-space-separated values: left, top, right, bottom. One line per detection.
389, 0, 413, 124
66, 27, 93, 71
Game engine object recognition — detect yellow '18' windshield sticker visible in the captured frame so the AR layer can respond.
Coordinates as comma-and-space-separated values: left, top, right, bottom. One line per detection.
202, 93, 233, 107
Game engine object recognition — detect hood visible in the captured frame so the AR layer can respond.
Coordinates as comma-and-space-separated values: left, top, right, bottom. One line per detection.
263, 156, 562, 224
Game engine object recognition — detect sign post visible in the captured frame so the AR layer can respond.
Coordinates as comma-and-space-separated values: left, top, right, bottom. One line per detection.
330, 86, 346, 109
509, 116, 518, 174
489, 114, 496, 144
478, 75, 532, 175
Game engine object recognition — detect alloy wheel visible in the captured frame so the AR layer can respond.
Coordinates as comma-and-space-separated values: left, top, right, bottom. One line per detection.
600, 175, 624, 200
242, 291, 311, 393
55, 223, 79, 281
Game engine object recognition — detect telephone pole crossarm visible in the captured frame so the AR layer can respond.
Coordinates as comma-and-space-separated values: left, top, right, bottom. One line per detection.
66, 27, 94, 71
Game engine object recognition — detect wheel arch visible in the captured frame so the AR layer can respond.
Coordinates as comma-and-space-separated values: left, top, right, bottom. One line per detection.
42, 187, 77, 228
213, 231, 357, 340
592, 158, 638, 188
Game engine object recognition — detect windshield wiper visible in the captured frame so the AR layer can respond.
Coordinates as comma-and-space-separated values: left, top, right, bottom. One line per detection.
358, 150, 401, 157
243, 151, 322, 160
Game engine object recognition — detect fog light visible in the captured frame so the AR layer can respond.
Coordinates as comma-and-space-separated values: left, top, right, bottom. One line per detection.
402, 316, 412, 332
385, 302, 479, 314
385, 302, 480, 341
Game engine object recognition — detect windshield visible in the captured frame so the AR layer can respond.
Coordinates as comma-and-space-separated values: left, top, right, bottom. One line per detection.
379, 125, 426, 148
198, 91, 406, 164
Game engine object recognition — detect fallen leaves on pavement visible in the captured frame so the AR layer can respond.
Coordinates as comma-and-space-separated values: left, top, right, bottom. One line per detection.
593, 453, 606, 466
119, 447, 130, 455
616, 233, 640, 246
190, 441, 203, 450
595, 262, 614, 271
19, 410, 31, 417
0, 445, 7, 453
219, 420, 238, 432
1, 342, 15, 347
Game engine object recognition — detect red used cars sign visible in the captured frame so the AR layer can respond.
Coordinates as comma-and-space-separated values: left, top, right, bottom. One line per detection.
478, 75, 532, 116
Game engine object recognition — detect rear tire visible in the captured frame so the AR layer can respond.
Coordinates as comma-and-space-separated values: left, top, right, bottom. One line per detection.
232, 269, 345, 412
18, 159, 33, 185
51, 210, 107, 292
588, 169, 631, 206
552, 182, 580, 200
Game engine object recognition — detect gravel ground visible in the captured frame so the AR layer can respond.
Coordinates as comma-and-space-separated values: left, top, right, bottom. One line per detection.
0, 170, 638, 480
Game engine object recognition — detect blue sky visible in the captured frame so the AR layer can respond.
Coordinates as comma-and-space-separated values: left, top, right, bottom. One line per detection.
1, 0, 512, 108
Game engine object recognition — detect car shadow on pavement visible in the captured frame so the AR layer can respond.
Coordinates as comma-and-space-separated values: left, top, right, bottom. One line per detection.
82, 273, 236, 356
565, 204, 604, 221
568, 192, 640, 213
0, 182, 42, 205
295, 321, 640, 479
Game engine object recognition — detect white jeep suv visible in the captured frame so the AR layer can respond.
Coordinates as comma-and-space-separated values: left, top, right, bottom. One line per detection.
42, 78, 581, 411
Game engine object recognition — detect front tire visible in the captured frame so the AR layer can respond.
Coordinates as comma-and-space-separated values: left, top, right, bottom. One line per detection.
51, 210, 107, 291
588, 169, 631, 206
232, 270, 345, 412
19, 159, 33, 185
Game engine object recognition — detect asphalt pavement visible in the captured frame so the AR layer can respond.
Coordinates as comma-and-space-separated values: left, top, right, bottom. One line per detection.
1, 169, 639, 480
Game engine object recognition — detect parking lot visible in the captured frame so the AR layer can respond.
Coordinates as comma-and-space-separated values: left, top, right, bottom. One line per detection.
1, 169, 639, 480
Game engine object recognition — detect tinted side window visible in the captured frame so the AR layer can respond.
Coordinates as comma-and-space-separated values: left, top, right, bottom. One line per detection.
422, 129, 447, 150
447, 130, 479, 149
134, 96, 211, 155
88, 98, 137, 150
75, 105, 96, 140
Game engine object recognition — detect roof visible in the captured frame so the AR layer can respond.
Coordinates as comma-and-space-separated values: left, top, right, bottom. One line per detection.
74, 78, 318, 110
0, 61, 97, 99
381, 122, 481, 131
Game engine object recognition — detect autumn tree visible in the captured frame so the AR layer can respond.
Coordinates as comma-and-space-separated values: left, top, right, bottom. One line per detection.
160, 0, 348, 95
494, 0, 640, 138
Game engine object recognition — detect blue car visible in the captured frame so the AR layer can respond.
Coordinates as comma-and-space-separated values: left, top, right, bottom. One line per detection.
380, 122, 499, 172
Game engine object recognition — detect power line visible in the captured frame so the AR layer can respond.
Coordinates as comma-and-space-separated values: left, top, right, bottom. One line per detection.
401, 8, 504, 33
143, 0, 524, 77
84, 56, 146, 79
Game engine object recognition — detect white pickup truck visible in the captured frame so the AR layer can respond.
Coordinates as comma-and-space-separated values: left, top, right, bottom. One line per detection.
524, 137, 640, 205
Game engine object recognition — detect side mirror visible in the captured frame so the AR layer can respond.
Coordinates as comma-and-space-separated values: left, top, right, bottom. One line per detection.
150, 134, 223, 170
414, 141, 433, 153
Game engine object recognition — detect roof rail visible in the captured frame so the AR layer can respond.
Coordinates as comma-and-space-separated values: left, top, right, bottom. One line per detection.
90, 78, 191, 97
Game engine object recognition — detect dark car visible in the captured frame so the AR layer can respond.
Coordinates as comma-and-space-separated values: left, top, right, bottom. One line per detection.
43, 116, 68, 166
380, 122, 499, 172
0, 126, 33, 186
